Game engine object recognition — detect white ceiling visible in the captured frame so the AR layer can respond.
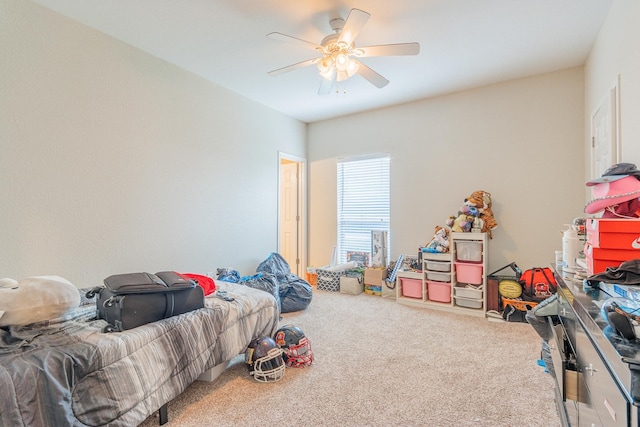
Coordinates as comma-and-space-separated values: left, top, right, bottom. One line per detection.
33, 0, 612, 123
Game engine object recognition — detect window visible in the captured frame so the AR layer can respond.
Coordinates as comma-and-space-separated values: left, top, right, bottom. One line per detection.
337, 154, 390, 265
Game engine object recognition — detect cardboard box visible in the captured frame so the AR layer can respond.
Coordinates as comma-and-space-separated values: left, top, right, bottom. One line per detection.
364, 286, 381, 296
586, 255, 624, 276
364, 268, 387, 286
586, 218, 640, 249
584, 242, 639, 261
587, 218, 640, 234
565, 369, 587, 403
583, 242, 637, 275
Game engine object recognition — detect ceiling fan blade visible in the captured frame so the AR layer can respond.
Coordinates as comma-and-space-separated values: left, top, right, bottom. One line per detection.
268, 58, 319, 76
356, 42, 420, 57
355, 61, 389, 88
337, 8, 370, 47
318, 74, 336, 95
267, 32, 321, 51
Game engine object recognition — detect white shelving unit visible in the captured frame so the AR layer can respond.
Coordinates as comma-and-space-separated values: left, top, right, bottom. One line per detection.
396, 232, 488, 318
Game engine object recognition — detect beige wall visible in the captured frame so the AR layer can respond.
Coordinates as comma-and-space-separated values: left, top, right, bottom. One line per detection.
0, 2, 306, 285
584, 1, 640, 175
308, 68, 586, 273
3, 1, 636, 285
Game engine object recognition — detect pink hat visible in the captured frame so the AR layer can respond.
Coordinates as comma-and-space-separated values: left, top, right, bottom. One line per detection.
585, 175, 640, 214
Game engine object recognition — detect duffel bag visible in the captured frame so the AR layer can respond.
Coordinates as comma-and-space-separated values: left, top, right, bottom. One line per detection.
86, 271, 204, 332
519, 267, 557, 302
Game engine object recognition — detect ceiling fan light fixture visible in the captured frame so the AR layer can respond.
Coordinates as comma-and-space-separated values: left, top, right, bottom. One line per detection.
346, 59, 359, 77
268, 8, 420, 93
334, 51, 350, 72
317, 56, 334, 75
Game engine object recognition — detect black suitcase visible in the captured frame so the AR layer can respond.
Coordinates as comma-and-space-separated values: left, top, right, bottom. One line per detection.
86, 271, 205, 332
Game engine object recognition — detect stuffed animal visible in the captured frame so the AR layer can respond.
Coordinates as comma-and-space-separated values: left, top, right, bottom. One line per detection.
465, 190, 498, 238
447, 213, 474, 232
445, 190, 498, 238
423, 225, 450, 253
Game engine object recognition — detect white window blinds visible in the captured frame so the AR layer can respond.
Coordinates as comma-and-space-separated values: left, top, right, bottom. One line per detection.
336, 154, 390, 265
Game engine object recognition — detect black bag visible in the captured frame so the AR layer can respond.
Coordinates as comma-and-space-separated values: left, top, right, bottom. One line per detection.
86, 271, 205, 332
502, 303, 528, 322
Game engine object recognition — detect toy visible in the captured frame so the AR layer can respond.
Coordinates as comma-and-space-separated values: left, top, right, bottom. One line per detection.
446, 213, 474, 232
445, 190, 498, 238
423, 226, 450, 253
464, 190, 498, 238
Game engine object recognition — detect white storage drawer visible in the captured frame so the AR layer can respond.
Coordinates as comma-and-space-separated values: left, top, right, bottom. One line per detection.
454, 296, 483, 309
425, 271, 451, 282
425, 260, 451, 272
453, 284, 483, 299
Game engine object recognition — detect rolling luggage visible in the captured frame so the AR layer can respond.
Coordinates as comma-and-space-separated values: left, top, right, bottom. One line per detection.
86, 271, 205, 332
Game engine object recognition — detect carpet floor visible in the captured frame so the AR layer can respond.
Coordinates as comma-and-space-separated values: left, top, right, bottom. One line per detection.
139, 288, 560, 427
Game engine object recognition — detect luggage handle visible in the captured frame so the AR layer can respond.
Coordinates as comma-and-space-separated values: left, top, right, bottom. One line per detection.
488, 262, 522, 280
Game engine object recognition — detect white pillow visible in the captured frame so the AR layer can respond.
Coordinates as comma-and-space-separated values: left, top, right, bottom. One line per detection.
0, 275, 80, 326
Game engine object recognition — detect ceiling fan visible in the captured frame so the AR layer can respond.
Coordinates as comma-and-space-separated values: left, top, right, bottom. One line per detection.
267, 8, 420, 94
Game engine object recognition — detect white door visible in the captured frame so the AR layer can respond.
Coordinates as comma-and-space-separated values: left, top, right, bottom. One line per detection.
280, 160, 300, 275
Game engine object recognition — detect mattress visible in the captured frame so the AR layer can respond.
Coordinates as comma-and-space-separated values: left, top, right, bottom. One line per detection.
0, 281, 279, 427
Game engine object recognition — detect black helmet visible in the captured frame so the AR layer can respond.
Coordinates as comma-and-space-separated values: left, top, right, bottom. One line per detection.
245, 337, 285, 382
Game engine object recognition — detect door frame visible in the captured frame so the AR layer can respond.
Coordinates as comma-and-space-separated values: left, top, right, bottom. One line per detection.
278, 152, 307, 276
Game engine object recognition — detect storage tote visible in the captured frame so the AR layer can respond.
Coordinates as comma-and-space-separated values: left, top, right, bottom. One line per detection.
455, 241, 483, 263
425, 271, 451, 282
454, 284, 483, 299
316, 269, 345, 292
427, 280, 451, 303
425, 260, 451, 272
340, 275, 363, 295
454, 262, 483, 285
400, 277, 422, 299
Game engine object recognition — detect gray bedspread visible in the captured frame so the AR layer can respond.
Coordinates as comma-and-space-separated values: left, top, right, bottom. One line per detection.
0, 281, 279, 427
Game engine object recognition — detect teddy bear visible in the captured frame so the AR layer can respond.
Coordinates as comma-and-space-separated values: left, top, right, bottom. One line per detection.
464, 190, 498, 238
423, 225, 450, 253
446, 213, 474, 232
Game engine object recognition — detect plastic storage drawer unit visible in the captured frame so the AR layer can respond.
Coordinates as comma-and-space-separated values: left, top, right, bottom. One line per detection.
455, 241, 483, 263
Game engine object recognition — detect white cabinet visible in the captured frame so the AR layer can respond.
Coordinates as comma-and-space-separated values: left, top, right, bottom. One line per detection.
396, 232, 488, 318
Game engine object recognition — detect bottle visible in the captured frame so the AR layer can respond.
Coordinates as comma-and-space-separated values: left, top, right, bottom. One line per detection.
562, 225, 580, 273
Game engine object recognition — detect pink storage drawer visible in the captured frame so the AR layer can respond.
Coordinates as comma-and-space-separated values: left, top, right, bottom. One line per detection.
455, 262, 483, 285
427, 280, 451, 303
400, 278, 422, 299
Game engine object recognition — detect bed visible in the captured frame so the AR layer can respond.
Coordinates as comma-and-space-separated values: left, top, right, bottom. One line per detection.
0, 281, 279, 427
